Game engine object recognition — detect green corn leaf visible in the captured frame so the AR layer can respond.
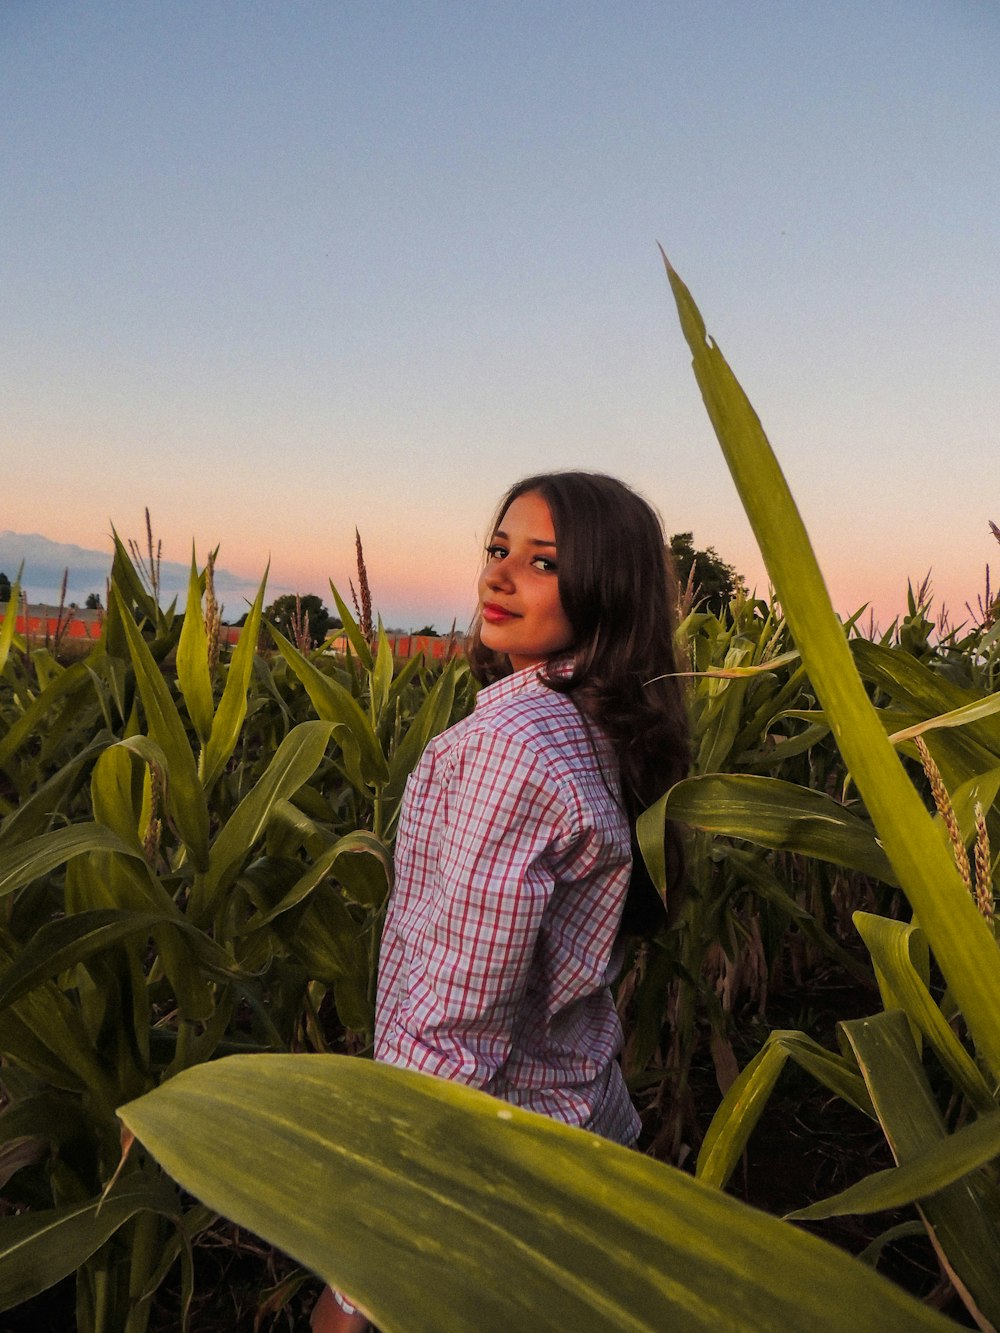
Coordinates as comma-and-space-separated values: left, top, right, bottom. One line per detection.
752, 719, 832, 768
59, 847, 216, 1022
386, 650, 424, 704
110, 584, 210, 869
108, 527, 161, 626
662, 773, 896, 884
201, 572, 267, 791
91, 740, 152, 848
0, 1092, 95, 1157
283, 889, 368, 986
852, 641, 1000, 789
888, 691, 1000, 746
247, 829, 391, 928
636, 790, 670, 904
853, 913, 996, 1115
85, 648, 130, 731
119, 1055, 953, 1333
0, 910, 173, 1011
0, 823, 145, 900
0, 940, 118, 1107
0, 569, 23, 675
263, 796, 322, 859
369, 621, 394, 723
385, 660, 458, 795
696, 675, 751, 775
328, 581, 374, 670
268, 625, 388, 785
0, 1010, 94, 1097
673, 648, 801, 680
0, 1137, 46, 1188
853, 640, 1000, 756
789, 1111, 1000, 1219
664, 254, 1000, 1083
857, 1221, 930, 1266
0, 661, 94, 776
189, 720, 334, 923
838, 1011, 1000, 1325
175, 549, 214, 745
0, 1174, 180, 1311
0, 737, 109, 850
696, 1030, 874, 1190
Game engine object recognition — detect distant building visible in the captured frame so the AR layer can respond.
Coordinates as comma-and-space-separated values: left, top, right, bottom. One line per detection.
325, 629, 463, 660
3, 602, 104, 642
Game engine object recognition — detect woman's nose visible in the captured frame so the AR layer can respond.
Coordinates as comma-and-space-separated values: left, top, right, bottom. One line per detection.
485, 557, 515, 590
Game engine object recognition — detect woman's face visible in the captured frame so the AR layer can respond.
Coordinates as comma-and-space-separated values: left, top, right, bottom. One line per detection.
478, 490, 574, 672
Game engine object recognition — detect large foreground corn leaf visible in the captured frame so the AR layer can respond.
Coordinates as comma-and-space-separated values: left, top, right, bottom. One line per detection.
663, 255, 1000, 1082
118, 1056, 952, 1333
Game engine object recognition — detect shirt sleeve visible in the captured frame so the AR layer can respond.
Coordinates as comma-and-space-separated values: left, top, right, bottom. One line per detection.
379, 725, 570, 1088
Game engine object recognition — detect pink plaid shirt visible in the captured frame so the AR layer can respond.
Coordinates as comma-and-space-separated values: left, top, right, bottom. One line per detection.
375, 663, 641, 1146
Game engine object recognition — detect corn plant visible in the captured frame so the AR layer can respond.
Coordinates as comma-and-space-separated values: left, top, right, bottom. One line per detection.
684, 651, 1000, 1322
0, 543, 467, 1327
624, 592, 880, 1158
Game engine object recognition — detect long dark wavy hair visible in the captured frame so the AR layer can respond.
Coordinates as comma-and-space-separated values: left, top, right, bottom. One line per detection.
468, 471, 690, 926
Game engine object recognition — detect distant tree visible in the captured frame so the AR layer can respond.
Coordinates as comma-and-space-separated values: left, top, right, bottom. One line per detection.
0, 572, 11, 605
264, 594, 340, 649
413, 624, 438, 637
669, 532, 746, 615
85, 592, 103, 610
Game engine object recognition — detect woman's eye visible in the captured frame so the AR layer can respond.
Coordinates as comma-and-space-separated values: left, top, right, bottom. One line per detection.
485, 543, 508, 561
531, 556, 558, 573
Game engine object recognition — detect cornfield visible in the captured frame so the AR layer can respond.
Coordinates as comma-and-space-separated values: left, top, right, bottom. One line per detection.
2, 261, 999, 1330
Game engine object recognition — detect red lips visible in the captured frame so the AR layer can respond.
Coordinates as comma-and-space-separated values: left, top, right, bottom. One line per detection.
482, 602, 518, 623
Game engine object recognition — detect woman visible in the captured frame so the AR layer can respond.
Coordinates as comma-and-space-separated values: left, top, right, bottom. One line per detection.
313, 472, 689, 1331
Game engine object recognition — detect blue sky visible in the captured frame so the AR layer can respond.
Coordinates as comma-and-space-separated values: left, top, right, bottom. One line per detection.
2, 2, 998, 628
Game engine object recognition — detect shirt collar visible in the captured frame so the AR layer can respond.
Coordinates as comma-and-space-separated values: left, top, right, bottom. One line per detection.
474, 655, 575, 711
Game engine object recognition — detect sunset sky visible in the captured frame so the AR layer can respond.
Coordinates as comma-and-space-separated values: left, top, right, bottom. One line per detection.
3, 3, 998, 630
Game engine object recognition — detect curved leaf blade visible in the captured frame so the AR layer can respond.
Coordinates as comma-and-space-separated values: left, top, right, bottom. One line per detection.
202, 572, 267, 791
790, 1112, 1000, 1220
110, 584, 209, 868
0, 1176, 179, 1311
0, 823, 145, 900
175, 549, 214, 744
663, 773, 896, 884
190, 721, 334, 922
268, 626, 387, 785
120, 1056, 952, 1333
664, 254, 1000, 1082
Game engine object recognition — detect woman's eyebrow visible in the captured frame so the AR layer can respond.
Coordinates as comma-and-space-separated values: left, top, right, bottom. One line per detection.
493, 528, 556, 547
